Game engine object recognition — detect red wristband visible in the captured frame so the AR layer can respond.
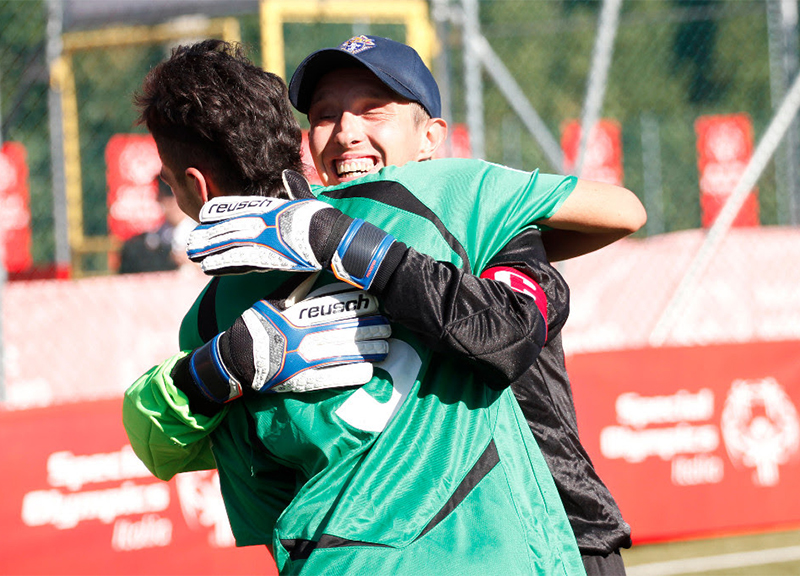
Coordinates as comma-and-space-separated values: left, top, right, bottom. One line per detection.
480, 266, 548, 329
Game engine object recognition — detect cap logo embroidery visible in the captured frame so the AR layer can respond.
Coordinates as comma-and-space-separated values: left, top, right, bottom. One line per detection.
338, 35, 376, 55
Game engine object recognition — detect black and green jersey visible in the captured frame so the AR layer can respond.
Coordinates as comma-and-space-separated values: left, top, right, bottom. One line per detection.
124, 159, 584, 575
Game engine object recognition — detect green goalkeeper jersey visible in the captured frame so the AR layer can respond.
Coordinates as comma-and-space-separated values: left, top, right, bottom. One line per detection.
124, 159, 584, 575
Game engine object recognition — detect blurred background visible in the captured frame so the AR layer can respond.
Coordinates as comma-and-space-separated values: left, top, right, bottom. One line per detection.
1, 1, 799, 574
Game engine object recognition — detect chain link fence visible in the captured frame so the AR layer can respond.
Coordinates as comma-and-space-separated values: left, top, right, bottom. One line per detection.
0, 0, 797, 403
450, 1, 789, 230
1, 0, 55, 264
2, 1, 793, 252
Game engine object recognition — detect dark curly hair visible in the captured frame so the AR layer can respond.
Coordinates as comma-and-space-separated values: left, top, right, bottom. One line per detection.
135, 39, 303, 197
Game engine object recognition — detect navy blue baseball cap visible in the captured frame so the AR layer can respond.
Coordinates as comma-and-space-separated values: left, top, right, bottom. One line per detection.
289, 35, 442, 118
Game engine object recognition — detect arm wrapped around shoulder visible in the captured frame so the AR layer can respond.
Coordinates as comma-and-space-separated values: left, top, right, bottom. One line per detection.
172, 284, 391, 415
187, 170, 405, 290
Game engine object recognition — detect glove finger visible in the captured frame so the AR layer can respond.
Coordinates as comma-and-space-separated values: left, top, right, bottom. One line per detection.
299, 334, 390, 363
297, 320, 390, 347
281, 169, 315, 200
187, 218, 269, 261
199, 245, 320, 275
352, 316, 392, 337
270, 362, 375, 393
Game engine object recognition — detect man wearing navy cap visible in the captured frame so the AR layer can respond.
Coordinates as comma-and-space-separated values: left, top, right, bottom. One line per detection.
289, 35, 447, 187
291, 35, 442, 117
287, 35, 637, 574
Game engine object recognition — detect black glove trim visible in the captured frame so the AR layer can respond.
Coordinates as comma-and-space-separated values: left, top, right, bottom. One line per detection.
341, 221, 390, 277
171, 355, 226, 417
189, 335, 243, 404
309, 209, 354, 267
370, 242, 408, 294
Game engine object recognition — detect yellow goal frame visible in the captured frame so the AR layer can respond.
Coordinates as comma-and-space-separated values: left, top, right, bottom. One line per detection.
53, 2, 436, 276
53, 18, 241, 275
258, 0, 437, 78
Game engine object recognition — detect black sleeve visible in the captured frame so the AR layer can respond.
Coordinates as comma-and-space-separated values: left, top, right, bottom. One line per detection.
484, 229, 570, 338
371, 228, 569, 388
171, 355, 226, 417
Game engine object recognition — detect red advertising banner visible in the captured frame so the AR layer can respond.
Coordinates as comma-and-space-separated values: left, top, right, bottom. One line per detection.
695, 113, 759, 228
0, 399, 277, 575
106, 134, 164, 241
568, 340, 800, 543
0, 141, 33, 272
561, 119, 624, 185
434, 124, 472, 160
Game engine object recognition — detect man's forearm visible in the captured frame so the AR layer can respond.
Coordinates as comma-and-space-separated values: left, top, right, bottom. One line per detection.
371, 230, 569, 387
541, 228, 630, 261
540, 178, 647, 261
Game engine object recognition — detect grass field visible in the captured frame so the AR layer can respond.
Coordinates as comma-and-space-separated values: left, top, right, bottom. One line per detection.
622, 529, 800, 575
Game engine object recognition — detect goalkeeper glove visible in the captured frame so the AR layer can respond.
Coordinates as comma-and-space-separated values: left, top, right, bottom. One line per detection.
186, 170, 404, 290
184, 284, 391, 404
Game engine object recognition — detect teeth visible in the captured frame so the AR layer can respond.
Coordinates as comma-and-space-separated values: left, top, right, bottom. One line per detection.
336, 158, 375, 176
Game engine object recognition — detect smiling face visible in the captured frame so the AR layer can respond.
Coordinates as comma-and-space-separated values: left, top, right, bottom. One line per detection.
307, 67, 444, 186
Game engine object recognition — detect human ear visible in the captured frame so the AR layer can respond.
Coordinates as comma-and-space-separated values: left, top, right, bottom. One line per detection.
180, 167, 215, 221
417, 118, 448, 161
185, 167, 212, 203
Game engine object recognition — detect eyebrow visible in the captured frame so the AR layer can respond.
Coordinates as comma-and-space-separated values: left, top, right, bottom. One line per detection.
310, 85, 398, 107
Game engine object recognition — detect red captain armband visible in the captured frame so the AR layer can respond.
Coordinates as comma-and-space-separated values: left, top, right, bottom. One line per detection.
480, 266, 548, 337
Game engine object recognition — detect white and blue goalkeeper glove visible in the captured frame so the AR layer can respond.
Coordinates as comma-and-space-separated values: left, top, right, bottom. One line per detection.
186, 284, 391, 403
187, 170, 404, 290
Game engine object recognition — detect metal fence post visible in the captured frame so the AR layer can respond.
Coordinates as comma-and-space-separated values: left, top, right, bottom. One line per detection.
462, 0, 484, 160
577, 0, 623, 177
48, 0, 70, 275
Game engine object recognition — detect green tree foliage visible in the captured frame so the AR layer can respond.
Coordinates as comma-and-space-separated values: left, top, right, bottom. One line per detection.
0, 0, 56, 263
449, 0, 779, 232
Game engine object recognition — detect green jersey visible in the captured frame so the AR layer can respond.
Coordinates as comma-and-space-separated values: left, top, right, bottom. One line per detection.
124, 159, 584, 575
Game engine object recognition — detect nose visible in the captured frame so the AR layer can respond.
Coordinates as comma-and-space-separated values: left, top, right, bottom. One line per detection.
334, 111, 364, 147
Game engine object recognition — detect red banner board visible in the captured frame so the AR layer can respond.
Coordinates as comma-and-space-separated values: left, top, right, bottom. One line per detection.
434, 124, 472, 160
0, 399, 277, 575
0, 141, 33, 272
106, 134, 164, 241
695, 113, 759, 228
561, 119, 624, 185
568, 340, 800, 543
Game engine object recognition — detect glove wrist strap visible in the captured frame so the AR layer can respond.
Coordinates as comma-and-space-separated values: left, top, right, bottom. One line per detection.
331, 219, 396, 290
189, 335, 244, 403
309, 209, 353, 267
